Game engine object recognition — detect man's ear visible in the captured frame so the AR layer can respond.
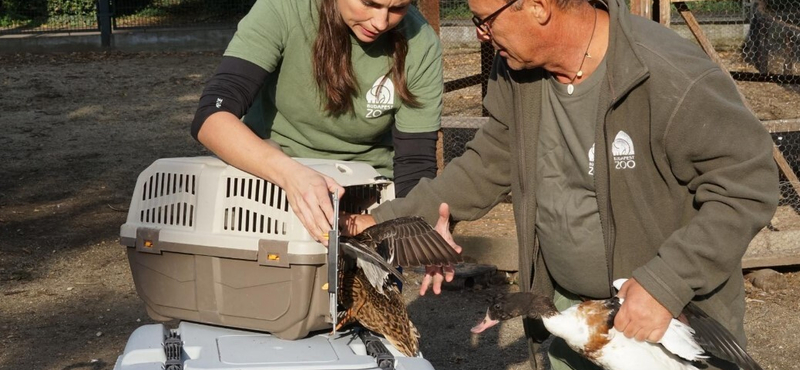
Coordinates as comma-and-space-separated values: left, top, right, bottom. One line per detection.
529, 0, 552, 25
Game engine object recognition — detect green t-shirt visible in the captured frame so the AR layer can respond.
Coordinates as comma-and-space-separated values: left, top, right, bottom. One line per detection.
224, 0, 443, 178
536, 58, 609, 299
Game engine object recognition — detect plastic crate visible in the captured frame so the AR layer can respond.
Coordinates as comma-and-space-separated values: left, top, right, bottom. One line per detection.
120, 156, 393, 339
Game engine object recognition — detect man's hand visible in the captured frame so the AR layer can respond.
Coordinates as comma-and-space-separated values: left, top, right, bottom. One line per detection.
419, 203, 462, 296
613, 278, 672, 343
340, 203, 463, 296
339, 213, 376, 236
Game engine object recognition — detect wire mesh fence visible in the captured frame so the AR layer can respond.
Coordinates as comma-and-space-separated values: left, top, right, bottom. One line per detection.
0, 0, 255, 34
1, 0, 798, 217
112, 0, 253, 29
0, 0, 99, 33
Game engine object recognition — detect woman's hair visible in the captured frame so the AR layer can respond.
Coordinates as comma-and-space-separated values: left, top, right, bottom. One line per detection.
312, 0, 420, 116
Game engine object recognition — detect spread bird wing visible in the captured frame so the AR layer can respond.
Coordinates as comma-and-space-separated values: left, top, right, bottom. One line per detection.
339, 237, 405, 290
359, 216, 462, 267
680, 302, 764, 370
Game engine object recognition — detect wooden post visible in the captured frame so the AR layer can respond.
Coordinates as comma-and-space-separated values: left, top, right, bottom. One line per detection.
417, 0, 440, 35
630, 0, 653, 19
659, 0, 671, 26
480, 42, 493, 117
416, 0, 443, 171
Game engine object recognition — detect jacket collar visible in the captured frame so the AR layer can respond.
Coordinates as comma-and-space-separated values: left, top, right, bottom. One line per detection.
601, 0, 650, 105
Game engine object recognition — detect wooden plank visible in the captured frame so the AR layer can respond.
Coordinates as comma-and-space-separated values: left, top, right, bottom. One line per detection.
674, 3, 725, 65
442, 116, 489, 129
763, 118, 800, 133
744, 206, 800, 269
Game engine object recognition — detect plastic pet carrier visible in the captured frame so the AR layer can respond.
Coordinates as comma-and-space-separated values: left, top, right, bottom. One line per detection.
119, 156, 394, 340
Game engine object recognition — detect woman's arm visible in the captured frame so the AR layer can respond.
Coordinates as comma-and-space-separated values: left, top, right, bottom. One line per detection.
192, 57, 344, 245
392, 126, 438, 197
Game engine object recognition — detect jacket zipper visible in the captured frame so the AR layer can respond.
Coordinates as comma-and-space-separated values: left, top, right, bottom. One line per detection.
513, 74, 532, 291
602, 107, 616, 296
603, 72, 648, 296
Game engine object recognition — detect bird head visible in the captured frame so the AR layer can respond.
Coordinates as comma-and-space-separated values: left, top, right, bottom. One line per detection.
471, 293, 556, 334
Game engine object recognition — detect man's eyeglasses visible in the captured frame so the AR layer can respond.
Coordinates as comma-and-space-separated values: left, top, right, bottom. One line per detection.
472, 0, 518, 34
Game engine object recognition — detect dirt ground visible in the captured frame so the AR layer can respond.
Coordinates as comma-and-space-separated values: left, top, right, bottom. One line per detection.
1, 50, 800, 370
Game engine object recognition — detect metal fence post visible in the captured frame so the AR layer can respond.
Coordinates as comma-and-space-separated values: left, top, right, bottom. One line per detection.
97, 0, 112, 47
480, 42, 493, 117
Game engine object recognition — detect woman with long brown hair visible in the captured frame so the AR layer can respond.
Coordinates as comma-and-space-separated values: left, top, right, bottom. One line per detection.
191, 0, 443, 245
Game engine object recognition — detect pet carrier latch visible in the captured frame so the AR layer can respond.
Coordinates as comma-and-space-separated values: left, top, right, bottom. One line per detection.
163, 330, 183, 370
358, 330, 395, 369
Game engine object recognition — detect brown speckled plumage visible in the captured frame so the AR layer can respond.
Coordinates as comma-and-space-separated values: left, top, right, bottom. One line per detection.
576, 300, 613, 359
333, 216, 461, 357
338, 269, 419, 356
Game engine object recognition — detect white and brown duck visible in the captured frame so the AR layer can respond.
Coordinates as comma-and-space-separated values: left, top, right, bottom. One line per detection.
471, 279, 763, 370
336, 216, 462, 357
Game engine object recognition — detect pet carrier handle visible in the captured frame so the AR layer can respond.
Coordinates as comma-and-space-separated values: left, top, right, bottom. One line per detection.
328, 191, 340, 334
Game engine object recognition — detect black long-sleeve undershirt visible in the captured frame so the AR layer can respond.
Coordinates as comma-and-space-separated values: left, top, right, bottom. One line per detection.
191, 55, 438, 197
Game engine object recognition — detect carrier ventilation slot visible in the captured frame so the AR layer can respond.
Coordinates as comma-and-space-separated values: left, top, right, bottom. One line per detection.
163, 330, 183, 370
140, 203, 195, 227
222, 207, 286, 235
340, 184, 388, 215
223, 177, 289, 235
142, 172, 196, 201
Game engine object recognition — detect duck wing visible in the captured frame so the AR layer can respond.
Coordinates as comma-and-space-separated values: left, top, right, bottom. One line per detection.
339, 237, 405, 292
359, 216, 462, 267
609, 284, 706, 363
659, 317, 708, 362
680, 302, 764, 370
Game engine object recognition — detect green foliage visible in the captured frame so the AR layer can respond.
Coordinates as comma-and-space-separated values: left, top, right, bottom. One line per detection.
47, 0, 96, 16
440, 1, 471, 20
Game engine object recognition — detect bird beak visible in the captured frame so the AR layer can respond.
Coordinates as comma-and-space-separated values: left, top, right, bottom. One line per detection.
471, 309, 500, 334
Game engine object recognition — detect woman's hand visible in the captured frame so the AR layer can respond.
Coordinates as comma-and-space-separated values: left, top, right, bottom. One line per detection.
279, 161, 345, 246
197, 114, 344, 246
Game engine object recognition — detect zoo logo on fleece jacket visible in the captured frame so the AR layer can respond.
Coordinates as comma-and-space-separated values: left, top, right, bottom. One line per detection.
588, 131, 637, 176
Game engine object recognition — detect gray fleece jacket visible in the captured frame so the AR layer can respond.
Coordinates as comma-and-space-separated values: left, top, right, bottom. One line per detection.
372, 0, 778, 347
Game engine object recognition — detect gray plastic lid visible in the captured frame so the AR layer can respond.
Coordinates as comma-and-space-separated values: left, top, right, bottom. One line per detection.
114, 322, 435, 370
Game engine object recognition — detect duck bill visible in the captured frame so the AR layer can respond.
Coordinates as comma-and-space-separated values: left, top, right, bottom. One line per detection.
471, 309, 500, 334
